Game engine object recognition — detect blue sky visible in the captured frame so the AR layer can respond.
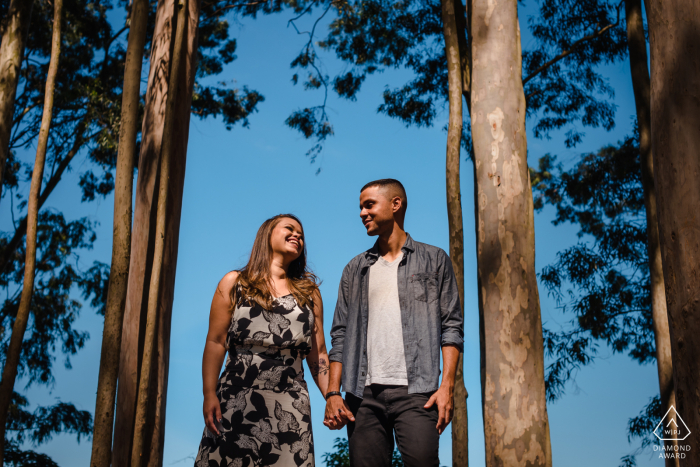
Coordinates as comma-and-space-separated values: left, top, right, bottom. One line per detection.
1, 2, 664, 466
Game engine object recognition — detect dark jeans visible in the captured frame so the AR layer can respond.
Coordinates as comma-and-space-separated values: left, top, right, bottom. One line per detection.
345, 385, 440, 467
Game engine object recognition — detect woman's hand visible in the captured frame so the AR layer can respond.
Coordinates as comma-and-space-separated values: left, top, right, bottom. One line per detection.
203, 391, 222, 436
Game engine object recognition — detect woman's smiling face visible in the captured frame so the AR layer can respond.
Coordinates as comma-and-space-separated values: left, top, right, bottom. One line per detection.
269, 217, 304, 261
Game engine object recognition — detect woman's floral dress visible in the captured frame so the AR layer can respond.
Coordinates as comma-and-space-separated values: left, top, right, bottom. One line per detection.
195, 292, 315, 467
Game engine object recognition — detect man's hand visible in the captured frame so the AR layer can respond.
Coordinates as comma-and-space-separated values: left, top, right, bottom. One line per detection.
424, 384, 454, 435
323, 395, 355, 430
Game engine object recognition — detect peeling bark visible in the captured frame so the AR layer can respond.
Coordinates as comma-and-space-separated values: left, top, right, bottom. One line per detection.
623, 0, 678, 465
111, 0, 200, 465
0, 0, 33, 202
90, 0, 149, 465
647, 0, 700, 463
0, 0, 62, 463
441, 1, 469, 465
470, 0, 552, 465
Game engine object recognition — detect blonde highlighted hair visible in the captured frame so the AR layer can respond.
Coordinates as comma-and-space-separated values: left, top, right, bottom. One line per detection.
231, 214, 319, 310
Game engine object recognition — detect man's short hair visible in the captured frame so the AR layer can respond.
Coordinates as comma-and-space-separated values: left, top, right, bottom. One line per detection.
361, 178, 408, 212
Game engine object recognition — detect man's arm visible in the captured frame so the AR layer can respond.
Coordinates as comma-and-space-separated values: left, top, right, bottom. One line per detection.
328, 264, 351, 364
423, 249, 464, 434
424, 344, 460, 434
324, 264, 355, 430
438, 249, 464, 351
323, 361, 355, 430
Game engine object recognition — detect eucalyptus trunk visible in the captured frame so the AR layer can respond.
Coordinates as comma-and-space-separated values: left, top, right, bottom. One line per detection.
112, 0, 200, 464
647, 0, 700, 462
623, 0, 678, 465
130, 0, 187, 464
0, 0, 33, 202
90, 0, 149, 465
0, 0, 62, 463
470, 0, 552, 465
441, 0, 469, 465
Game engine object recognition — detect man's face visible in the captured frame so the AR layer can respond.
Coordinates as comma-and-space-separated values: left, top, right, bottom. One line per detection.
360, 186, 396, 236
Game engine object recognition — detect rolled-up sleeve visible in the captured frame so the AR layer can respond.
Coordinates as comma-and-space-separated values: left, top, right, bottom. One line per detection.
328, 264, 350, 363
438, 250, 464, 352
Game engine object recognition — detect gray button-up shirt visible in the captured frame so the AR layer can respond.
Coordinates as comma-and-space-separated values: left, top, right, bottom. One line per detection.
329, 234, 464, 398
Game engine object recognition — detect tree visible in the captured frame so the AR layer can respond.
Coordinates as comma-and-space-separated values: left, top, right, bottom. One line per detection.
531, 133, 661, 462
129, 0, 187, 465
0, 0, 34, 201
523, 2, 680, 464
623, 0, 676, 463
0, 0, 64, 463
0, 0, 260, 462
647, 0, 700, 462
440, 0, 469, 464
4, 390, 92, 466
112, 0, 230, 463
470, 0, 552, 464
322, 437, 404, 467
90, 0, 150, 465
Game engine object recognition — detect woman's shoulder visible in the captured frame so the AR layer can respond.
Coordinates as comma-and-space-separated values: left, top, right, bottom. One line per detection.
217, 270, 239, 296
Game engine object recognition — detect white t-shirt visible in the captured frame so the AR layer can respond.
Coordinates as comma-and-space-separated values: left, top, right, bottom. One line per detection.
365, 252, 408, 386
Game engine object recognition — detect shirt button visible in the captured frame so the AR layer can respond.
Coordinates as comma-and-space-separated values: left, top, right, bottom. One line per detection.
361, 372, 365, 376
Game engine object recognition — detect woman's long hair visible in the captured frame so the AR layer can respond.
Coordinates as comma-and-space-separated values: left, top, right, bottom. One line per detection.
231, 214, 319, 310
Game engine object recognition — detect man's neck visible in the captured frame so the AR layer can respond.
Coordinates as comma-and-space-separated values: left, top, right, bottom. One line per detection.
376, 225, 407, 262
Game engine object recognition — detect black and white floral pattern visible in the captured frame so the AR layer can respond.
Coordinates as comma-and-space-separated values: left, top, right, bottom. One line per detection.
195, 293, 315, 467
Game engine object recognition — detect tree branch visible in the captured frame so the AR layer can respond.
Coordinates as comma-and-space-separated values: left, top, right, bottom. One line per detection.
523, 1, 623, 85
0, 120, 94, 273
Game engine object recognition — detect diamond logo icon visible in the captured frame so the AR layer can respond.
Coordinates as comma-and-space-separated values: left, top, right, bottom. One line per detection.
654, 406, 691, 441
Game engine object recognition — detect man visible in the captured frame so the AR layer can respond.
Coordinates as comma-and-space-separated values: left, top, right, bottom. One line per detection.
323, 179, 463, 467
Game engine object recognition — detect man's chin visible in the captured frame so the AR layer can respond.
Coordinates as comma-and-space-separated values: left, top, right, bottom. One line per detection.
364, 226, 379, 236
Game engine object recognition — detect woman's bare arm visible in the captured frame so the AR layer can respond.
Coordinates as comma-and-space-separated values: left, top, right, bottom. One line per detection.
306, 289, 330, 397
201, 271, 237, 435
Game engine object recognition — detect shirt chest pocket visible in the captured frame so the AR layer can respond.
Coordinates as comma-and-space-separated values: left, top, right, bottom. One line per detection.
410, 272, 439, 303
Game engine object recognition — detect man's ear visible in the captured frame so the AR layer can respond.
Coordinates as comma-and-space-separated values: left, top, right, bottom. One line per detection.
392, 196, 403, 213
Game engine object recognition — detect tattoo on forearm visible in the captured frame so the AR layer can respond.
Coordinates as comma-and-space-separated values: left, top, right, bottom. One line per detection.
309, 357, 330, 377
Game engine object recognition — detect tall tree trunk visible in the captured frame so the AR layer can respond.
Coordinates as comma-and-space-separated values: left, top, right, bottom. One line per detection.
623, 1, 678, 465
112, 0, 200, 464
130, 0, 186, 465
441, 1, 469, 466
90, 0, 149, 465
0, 0, 33, 202
470, 0, 552, 465
0, 0, 62, 463
647, 0, 700, 463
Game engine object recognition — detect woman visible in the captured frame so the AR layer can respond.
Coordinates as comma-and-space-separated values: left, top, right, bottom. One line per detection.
195, 214, 329, 467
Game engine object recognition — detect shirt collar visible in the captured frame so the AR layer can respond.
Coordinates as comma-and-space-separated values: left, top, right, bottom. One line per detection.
364, 232, 414, 264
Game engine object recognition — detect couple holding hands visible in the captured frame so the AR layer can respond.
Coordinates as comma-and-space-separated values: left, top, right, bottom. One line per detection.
195, 179, 464, 467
